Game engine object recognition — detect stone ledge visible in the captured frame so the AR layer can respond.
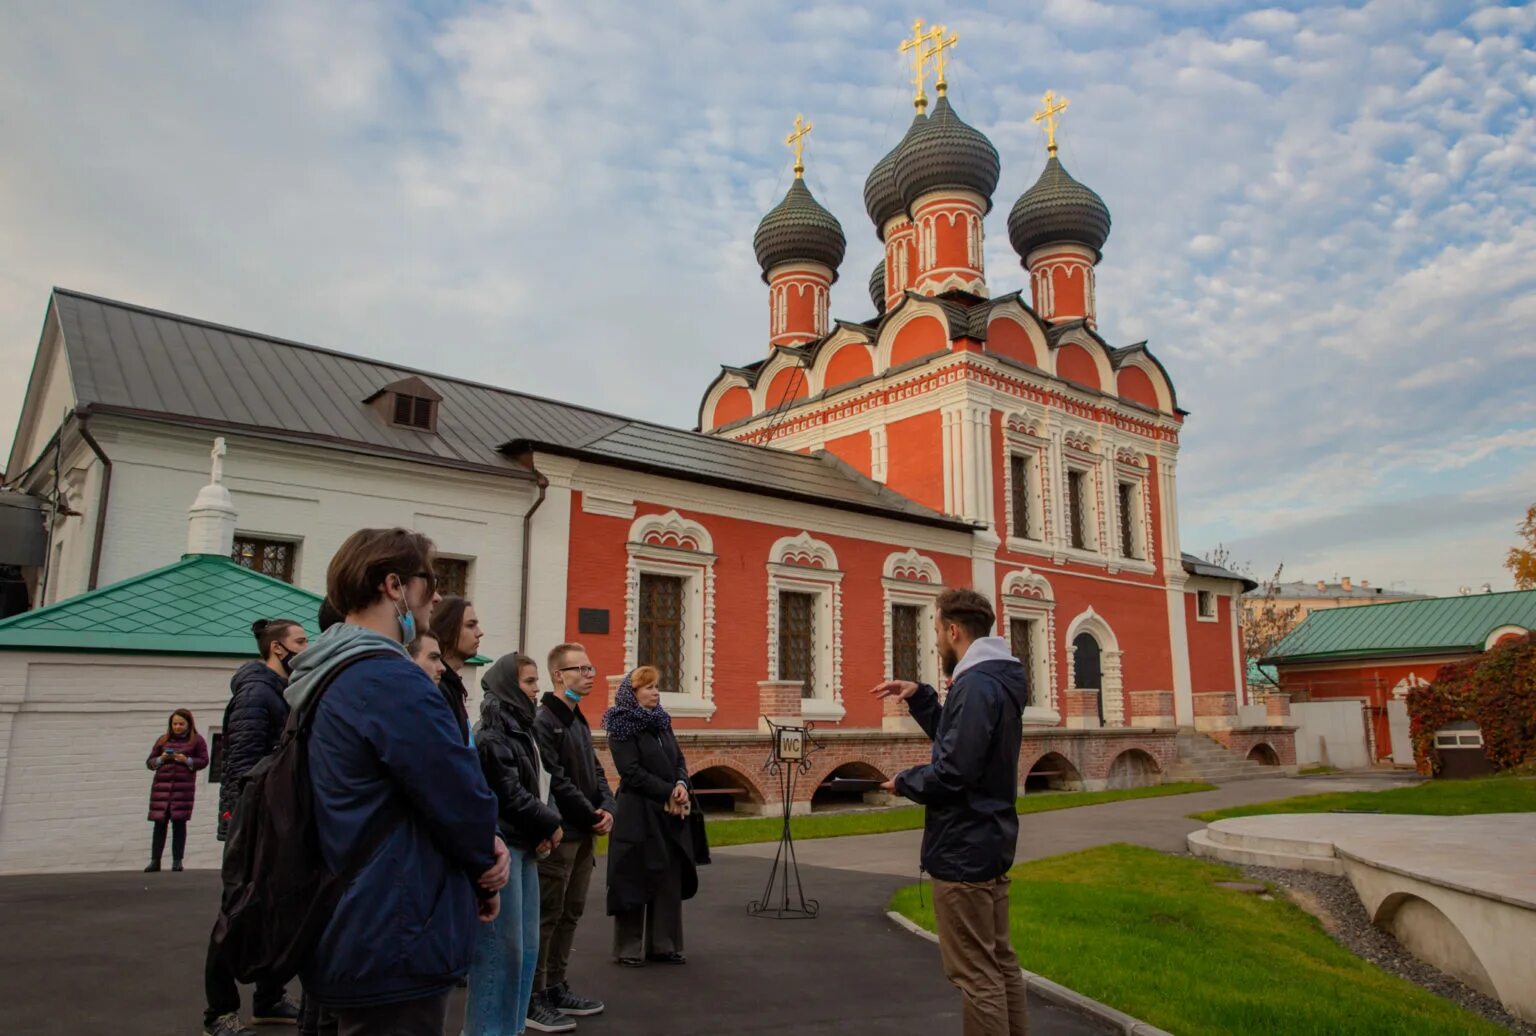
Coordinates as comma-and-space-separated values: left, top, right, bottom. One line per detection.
885, 910, 1174, 1035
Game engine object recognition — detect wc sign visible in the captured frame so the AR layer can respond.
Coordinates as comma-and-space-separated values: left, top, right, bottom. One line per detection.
775, 726, 806, 762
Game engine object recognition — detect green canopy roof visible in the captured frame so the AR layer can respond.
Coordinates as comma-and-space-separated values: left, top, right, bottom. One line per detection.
0, 554, 324, 655
1261, 589, 1536, 665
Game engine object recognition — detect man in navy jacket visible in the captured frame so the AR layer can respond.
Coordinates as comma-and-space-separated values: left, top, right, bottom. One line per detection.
873, 587, 1029, 1036
286, 528, 506, 1036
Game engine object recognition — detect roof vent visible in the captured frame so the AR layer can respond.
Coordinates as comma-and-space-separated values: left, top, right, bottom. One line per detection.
365, 376, 442, 433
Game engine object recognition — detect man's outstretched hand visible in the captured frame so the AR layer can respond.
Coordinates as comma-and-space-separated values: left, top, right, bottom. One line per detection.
869, 680, 919, 702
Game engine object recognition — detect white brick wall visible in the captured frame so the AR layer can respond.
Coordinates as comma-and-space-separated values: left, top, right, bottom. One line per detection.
0, 653, 243, 874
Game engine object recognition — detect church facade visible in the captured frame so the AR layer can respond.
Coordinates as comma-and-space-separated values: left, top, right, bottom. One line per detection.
1, 33, 1293, 846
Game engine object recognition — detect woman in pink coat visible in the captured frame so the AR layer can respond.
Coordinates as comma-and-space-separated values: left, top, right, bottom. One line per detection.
145, 708, 208, 872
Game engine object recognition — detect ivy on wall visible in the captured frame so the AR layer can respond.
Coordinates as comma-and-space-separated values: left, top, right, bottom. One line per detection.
1408, 635, 1535, 775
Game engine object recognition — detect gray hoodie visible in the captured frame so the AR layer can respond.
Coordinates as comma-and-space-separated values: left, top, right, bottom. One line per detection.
284, 622, 410, 713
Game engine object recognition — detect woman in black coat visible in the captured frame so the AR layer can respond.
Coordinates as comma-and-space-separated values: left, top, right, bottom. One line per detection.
603, 666, 700, 966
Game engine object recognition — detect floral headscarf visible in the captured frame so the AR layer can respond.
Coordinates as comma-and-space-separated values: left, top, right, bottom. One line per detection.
602, 671, 673, 743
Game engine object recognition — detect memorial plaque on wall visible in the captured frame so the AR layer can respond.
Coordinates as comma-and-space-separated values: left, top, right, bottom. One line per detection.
577, 608, 610, 634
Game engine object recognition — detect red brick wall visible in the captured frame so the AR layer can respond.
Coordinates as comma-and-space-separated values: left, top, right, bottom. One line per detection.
890, 315, 948, 366
987, 317, 1041, 368
1276, 656, 1457, 761
564, 494, 971, 732
1216, 728, 1297, 768
823, 343, 874, 389
1187, 594, 1237, 692
1117, 367, 1159, 410
1055, 343, 1101, 391
884, 410, 945, 513
823, 429, 871, 474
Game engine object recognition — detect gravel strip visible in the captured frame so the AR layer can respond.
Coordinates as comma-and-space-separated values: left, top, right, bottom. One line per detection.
1240, 863, 1534, 1035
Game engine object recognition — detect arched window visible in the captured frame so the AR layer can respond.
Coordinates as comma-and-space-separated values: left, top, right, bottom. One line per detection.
626, 511, 717, 718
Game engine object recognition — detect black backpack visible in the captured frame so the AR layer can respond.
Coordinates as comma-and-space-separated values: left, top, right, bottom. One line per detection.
212, 651, 396, 986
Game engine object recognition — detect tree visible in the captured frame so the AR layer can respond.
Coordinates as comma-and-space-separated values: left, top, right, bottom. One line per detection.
1244, 564, 1302, 664
1507, 503, 1536, 590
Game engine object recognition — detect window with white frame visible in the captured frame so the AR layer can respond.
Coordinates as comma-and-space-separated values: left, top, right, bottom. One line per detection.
1065, 467, 1096, 551
1196, 590, 1218, 621
882, 549, 942, 689
1008, 452, 1044, 542
1000, 568, 1057, 715
625, 511, 717, 717
766, 532, 843, 720
1115, 479, 1145, 560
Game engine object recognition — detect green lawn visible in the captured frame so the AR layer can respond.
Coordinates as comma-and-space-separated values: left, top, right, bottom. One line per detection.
701, 781, 1216, 848
890, 844, 1504, 1036
1189, 775, 1536, 823
597, 781, 1215, 854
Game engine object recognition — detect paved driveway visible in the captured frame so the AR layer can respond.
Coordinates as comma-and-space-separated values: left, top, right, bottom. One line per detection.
0, 855, 1107, 1035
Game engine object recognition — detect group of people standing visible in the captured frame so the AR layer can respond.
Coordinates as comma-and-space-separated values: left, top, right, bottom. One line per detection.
149, 527, 705, 1036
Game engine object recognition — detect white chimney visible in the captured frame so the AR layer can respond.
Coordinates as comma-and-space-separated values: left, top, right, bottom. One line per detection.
1340, 576, 1353, 592
186, 437, 237, 557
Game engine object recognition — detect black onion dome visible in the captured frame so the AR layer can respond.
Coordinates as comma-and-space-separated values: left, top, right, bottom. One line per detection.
1007, 155, 1112, 261
863, 113, 926, 235
892, 96, 1001, 213
869, 259, 886, 313
754, 179, 846, 282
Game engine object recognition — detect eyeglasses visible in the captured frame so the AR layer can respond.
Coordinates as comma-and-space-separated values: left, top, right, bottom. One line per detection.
412, 570, 437, 591
557, 665, 597, 676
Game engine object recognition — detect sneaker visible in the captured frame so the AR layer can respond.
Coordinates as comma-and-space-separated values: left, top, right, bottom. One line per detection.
549, 983, 604, 1017
251, 994, 301, 1025
204, 1013, 258, 1036
524, 992, 577, 1033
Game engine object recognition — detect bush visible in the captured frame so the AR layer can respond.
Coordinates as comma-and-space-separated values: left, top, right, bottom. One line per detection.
1408, 635, 1536, 775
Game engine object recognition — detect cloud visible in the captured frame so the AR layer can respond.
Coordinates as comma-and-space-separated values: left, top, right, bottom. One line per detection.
0, 0, 1531, 594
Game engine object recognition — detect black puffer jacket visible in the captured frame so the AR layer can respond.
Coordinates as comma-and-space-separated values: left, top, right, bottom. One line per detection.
894, 637, 1028, 882
535, 692, 616, 838
438, 665, 472, 745
217, 660, 289, 841
474, 658, 562, 852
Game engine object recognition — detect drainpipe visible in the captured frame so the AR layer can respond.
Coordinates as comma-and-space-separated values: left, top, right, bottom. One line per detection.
75, 410, 113, 590
517, 469, 549, 651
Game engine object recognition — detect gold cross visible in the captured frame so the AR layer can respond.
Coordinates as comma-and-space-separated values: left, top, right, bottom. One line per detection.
1033, 89, 1070, 155
900, 19, 944, 111
785, 114, 813, 178
926, 26, 959, 96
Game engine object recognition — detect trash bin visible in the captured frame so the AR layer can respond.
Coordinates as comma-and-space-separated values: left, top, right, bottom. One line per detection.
1432, 720, 1494, 779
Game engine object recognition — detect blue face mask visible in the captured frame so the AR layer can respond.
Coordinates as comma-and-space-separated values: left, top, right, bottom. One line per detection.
397, 598, 416, 644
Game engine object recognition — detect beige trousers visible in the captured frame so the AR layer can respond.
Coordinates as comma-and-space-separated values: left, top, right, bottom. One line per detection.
931, 875, 1030, 1036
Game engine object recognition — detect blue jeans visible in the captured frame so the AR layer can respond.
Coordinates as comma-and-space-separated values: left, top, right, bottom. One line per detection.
463, 848, 541, 1036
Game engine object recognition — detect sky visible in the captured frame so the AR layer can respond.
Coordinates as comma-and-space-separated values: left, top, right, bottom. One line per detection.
1, 0, 1532, 596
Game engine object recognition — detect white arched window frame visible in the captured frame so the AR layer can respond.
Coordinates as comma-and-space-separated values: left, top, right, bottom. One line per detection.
882, 549, 944, 689
626, 511, 717, 719
766, 532, 844, 722
1064, 607, 1125, 728
1059, 428, 1105, 558
1003, 412, 1051, 558
1108, 445, 1156, 574
1001, 568, 1059, 720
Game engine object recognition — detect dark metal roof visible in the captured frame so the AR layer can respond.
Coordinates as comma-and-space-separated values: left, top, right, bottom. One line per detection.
863, 113, 924, 234
50, 289, 962, 528
504, 424, 972, 530
869, 260, 886, 314
892, 96, 1000, 213
1008, 155, 1112, 260
1182, 554, 1259, 592
753, 179, 846, 282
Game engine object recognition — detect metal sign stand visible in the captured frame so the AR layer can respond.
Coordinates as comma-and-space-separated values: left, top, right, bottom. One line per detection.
748, 718, 821, 919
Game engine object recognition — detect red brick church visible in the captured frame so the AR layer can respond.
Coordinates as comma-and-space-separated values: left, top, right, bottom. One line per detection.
0, 25, 1294, 857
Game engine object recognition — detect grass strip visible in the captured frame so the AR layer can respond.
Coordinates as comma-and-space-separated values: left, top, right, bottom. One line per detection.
596, 780, 1216, 854
1189, 774, 1536, 823
890, 844, 1504, 1036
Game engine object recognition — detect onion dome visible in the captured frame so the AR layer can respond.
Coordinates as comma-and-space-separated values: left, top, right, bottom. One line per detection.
1007, 155, 1112, 261
863, 113, 926, 236
869, 259, 886, 314
892, 96, 1001, 213
754, 179, 846, 283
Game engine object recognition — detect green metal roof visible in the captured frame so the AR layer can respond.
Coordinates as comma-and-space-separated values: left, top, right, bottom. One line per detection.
0, 554, 323, 655
1261, 589, 1536, 665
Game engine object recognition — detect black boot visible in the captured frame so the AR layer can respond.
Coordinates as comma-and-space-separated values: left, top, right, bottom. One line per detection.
172, 860, 184, 872
144, 860, 161, 873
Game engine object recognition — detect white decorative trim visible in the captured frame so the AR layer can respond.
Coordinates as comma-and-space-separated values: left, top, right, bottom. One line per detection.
625, 511, 717, 717
870, 424, 889, 483
581, 491, 636, 519
1485, 624, 1529, 651
766, 532, 844, 717
883, 548, 941, 584
1391, 674, 1431, 700
1195, 589, 1219, 623
1001, 568, 1059, 719
874, 297, 954, 371
1064, 607, 1125, 728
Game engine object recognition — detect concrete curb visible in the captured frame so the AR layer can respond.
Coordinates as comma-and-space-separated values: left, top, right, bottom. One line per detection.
885, 910, 1174, 1036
